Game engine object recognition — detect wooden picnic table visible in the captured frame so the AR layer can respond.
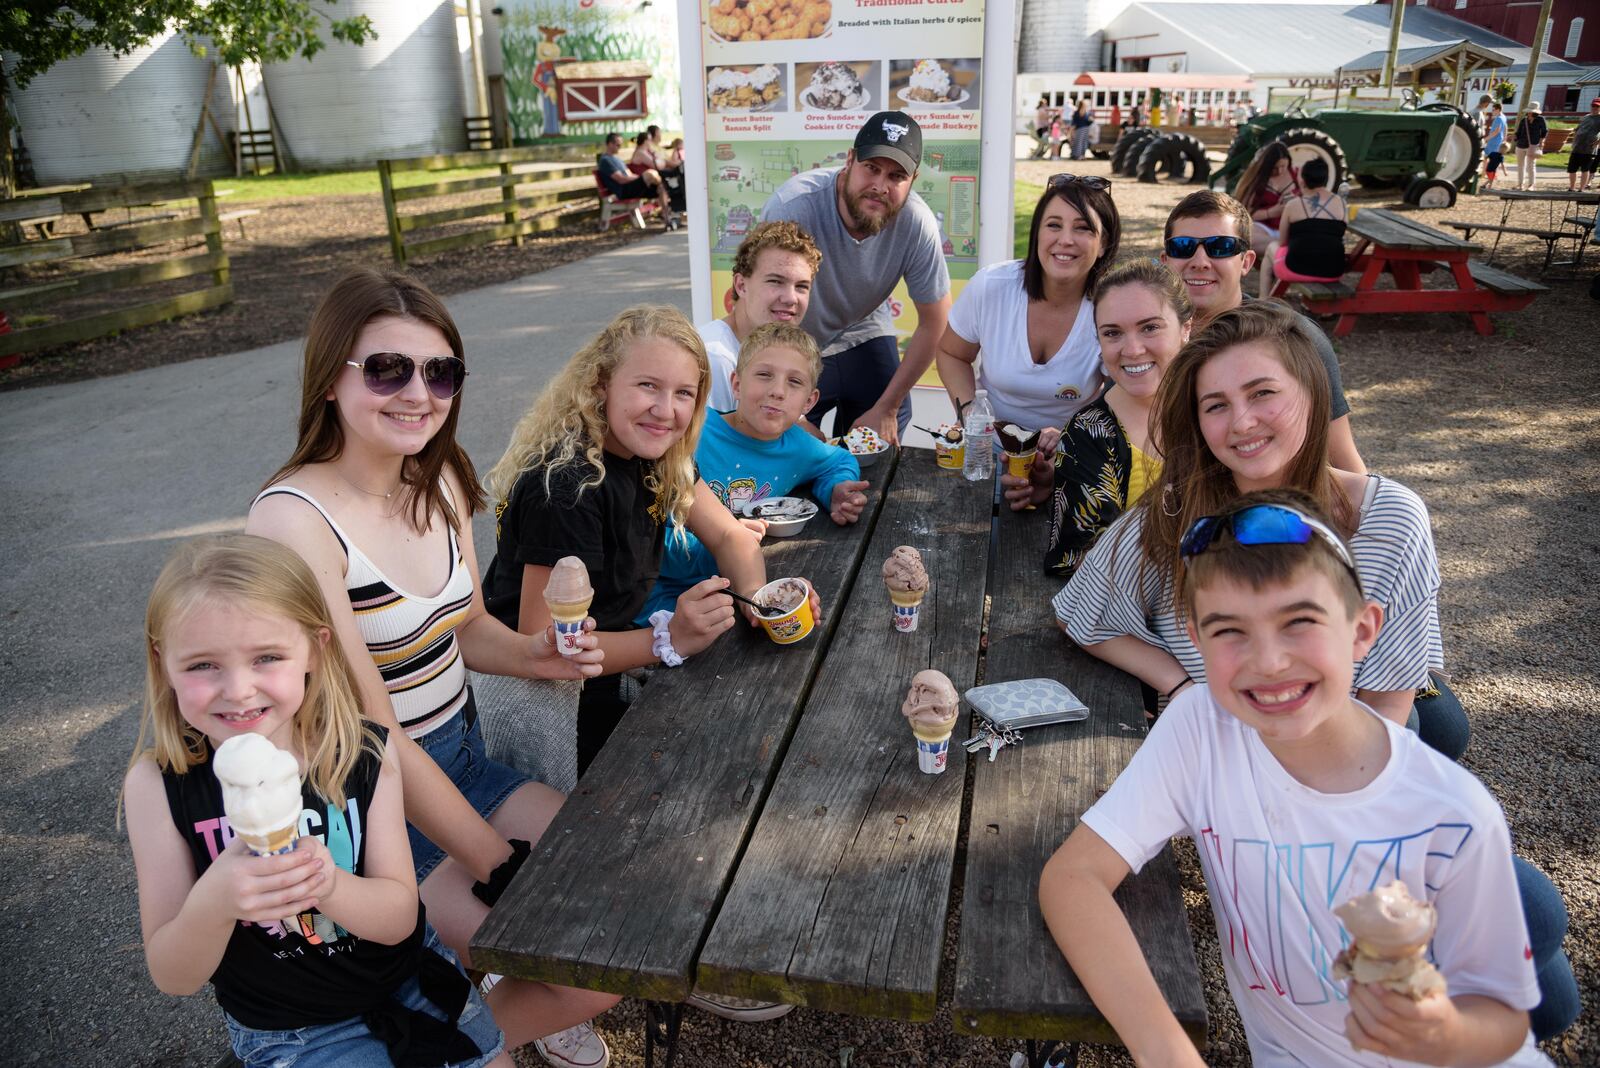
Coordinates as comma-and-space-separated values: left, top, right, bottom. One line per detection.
1475, 187, 1600, 270
472, 448, 1204, 1067
1287, 207, 1544, 338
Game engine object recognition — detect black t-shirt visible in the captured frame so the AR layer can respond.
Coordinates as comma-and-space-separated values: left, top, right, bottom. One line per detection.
161, 727, 427, 1030
1241, 296, 1351, 420
483, 450, 666, 631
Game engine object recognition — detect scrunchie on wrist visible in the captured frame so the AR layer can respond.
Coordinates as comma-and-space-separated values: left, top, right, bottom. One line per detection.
471, 839, 532, 907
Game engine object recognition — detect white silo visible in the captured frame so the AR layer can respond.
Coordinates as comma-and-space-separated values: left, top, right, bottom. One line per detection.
1019, 0, 1111, 74
10, 30, 234, 183
263, 0, 466, 170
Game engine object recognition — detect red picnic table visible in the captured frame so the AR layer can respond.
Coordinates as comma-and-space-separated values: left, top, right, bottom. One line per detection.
1277, 207, 1546, 337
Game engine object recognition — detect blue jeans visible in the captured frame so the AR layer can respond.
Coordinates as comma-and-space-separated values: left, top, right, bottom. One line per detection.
1515, 857, 1580, 1042
1405, 672, 1471, 761
408, 693, 530, 881
808, 334, 912, 439
223, 926, 505, 1067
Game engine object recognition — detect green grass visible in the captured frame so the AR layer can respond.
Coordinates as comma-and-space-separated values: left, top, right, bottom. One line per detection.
1015, 180, 1043, 258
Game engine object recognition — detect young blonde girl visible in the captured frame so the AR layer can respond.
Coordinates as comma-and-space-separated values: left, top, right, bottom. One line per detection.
481, 305, 783, 774
122, 534, 509, 1068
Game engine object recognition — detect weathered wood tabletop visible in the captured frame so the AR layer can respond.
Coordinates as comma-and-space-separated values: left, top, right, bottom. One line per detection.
474, 446, 1205, 1056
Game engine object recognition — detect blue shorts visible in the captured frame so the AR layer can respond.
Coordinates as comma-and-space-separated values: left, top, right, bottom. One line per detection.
224, 925, 505, 1067
409, 691, 530, 882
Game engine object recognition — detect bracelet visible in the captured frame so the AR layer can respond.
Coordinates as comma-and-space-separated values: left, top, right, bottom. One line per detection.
471, 839, 531, 907
1163, 677, 1193, 701
649, 609, 685, 668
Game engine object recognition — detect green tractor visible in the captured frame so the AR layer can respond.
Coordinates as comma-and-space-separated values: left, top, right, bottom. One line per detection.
1211, 94, 1481, 209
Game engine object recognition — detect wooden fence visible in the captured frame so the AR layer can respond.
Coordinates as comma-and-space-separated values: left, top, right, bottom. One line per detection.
0, 179, 232, 360
377, 143, 603, 267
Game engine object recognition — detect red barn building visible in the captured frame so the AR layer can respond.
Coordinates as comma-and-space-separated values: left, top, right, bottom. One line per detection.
1384, 1, 1594, 108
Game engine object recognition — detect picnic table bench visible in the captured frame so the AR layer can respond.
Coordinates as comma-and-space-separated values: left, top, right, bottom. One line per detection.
472, 448, 1205, 1066
1289, 207, 1541, 337
1470, 188, 1600, 272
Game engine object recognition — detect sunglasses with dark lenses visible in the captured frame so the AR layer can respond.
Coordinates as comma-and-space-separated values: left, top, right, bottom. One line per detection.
1180, 504, 1360, 586
1049, 173, 1112, 191
346, 353, 468, 399
1163, 235, 1248, 260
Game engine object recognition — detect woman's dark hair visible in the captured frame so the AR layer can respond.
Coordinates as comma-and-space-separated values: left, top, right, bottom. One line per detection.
1022, 179, 1121, 301
263, 269, 485, 534
635, 131, 651, 147
1235, 141, 1292, 211
1299, 157, 1330, 189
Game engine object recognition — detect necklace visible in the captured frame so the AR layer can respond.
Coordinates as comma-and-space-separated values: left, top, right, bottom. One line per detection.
333, 466, 402, 500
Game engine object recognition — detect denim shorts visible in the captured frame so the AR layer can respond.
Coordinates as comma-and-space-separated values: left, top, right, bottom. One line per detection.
409, 690, 531, 882
223, 925, 505, 1068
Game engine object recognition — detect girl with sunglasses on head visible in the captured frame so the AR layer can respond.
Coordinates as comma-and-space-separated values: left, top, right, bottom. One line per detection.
1053, 300, 1471, 761
935, 173, 1120, 465
246, 268, 620, 1068
1002, 261, 1194, 577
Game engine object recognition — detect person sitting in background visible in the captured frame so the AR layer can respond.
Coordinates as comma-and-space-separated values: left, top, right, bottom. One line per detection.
639, 125, 686, 213
598, 131, 677, 229
1258, 156, 1347, 298
1233, 141, 1299, 255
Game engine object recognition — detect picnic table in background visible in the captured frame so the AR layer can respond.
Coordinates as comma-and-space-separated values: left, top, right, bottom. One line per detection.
1287, 207, 1545, 337
472, 448, 1205, 1068
1443, 188, 1600, 273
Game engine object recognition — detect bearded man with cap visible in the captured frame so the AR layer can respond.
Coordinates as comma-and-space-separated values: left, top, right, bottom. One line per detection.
758, 111, 951, 443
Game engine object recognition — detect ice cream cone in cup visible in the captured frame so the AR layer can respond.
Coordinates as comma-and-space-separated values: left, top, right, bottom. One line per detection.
889, 587, 925, 632
882, 546, 929, 633
902, 670, 960, 776
544, 556, 595, 657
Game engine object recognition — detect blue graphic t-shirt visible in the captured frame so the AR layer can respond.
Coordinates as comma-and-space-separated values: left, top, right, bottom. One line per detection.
1485, 114, 1508, 154
639, 409, 859, 619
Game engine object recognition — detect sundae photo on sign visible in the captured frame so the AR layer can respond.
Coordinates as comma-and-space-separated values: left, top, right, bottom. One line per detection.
889, 57, 981, 110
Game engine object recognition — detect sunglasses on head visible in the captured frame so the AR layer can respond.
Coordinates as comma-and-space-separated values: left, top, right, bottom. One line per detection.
1180, 503, 1361, 587
1163, 235, 1248, 260
1049, 173, 1112, 192
346, 353, 468, 400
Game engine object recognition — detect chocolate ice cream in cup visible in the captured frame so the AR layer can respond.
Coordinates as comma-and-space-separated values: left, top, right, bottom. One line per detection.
753, 577, 815, 645
932, 423, 965, 470
902, 669, 960, 774
882, 545, 928, 632
997, 423, 1041, 478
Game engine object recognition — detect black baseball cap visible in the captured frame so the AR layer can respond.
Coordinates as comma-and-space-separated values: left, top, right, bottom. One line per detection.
854, 111, 922, 175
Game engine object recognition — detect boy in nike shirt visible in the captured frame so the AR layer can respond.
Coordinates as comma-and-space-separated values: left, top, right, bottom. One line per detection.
1041, 491, 1548, 1067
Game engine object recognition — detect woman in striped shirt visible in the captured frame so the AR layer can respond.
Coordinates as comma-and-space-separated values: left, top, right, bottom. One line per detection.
1053, 301, 1470, 758
248, 269, 620, 1064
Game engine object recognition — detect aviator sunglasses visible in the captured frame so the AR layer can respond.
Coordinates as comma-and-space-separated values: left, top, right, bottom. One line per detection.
1163, 235, 1247, 259
346, 352, 468, 399
1180, 503, 1361, 589
1048, 172, 1112, 192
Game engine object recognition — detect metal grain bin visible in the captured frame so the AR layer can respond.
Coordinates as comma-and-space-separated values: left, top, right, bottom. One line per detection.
10, 31, 231, 183
263, 0, 466, 169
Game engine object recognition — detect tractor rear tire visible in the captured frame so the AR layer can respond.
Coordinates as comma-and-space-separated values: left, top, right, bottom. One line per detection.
1113, 128, 1157, 174
1135, 135, 1181, 183
1274, 127, 1347, 191
1420, 102, 1483, 189
1167, 132, 1212, 184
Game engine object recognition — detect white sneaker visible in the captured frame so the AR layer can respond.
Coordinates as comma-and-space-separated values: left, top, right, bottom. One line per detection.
686, 990, 797, 1022
534, 1021, 611, 1068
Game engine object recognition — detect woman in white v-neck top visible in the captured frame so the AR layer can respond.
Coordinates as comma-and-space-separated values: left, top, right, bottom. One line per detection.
936, 176, 1121, 432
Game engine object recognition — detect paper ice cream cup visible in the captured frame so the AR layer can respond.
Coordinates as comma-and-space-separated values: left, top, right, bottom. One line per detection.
1005, 449, 1038, 479
888, 587, 924, 632
934, 439, 965, 470
914, 732, 952, 774
240, 820, 300, 857
754, 578, 815, 645
546, 598, 592, 657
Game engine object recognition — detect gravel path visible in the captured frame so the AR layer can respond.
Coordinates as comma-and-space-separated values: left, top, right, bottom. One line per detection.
3, 154, 1593, 1067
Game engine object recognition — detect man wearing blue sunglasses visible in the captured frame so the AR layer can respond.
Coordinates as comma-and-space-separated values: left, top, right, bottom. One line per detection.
1161, 190, 1364, 474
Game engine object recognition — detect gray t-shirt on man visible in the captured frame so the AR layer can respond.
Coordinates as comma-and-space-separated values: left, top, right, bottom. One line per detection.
1571, 114, 1600, 156
759, 167, 950, 357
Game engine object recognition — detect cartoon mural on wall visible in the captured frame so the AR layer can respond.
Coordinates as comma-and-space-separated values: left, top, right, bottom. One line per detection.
499, 0, 682, 141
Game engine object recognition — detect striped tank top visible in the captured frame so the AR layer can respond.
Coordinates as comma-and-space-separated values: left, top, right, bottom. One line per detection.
255, 486, 472, 738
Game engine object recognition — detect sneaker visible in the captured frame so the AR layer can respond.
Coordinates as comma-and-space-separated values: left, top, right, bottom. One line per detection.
685, 990, 797, 1022
534, 1021, 610, 1068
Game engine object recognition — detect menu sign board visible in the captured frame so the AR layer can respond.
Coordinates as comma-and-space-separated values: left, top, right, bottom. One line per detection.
681, 0, 1007, 336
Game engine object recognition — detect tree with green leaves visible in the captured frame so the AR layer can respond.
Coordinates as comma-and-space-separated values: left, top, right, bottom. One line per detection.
1, 1, 377, 196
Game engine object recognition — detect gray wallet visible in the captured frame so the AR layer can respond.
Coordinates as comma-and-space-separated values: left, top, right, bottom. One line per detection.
964, 678, 1090, 731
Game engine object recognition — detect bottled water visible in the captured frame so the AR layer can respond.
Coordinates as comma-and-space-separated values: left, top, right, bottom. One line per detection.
961, 389, 995, 481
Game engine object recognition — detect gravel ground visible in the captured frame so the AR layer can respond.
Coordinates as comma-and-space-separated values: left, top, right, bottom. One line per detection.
5, 154, 1595, 1067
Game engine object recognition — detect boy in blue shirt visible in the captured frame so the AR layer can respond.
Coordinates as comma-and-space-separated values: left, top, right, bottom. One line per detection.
640, 322, 870, 619
1483, 103, 1508, 190
1041, 491, 1553, 1067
